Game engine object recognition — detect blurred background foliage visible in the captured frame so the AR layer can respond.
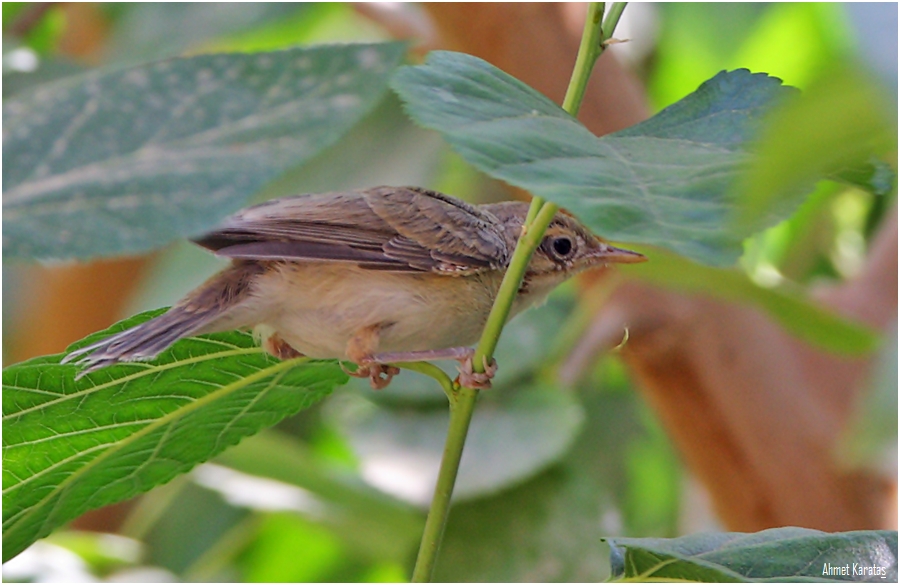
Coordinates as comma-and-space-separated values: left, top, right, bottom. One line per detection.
2, 2, 896, 582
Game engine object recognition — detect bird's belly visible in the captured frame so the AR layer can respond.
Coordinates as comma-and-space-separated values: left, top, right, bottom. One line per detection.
252, 263, 500, 360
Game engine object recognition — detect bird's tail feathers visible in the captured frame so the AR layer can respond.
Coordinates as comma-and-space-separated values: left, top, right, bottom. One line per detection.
62, 262, 263, 378
62, 307, 215, 377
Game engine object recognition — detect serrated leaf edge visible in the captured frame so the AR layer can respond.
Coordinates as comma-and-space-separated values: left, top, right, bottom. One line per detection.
2, 355, 312, 559
3, 342, 260, 422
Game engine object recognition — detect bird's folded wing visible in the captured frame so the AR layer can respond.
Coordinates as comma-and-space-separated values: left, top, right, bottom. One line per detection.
192, 187, 509, 274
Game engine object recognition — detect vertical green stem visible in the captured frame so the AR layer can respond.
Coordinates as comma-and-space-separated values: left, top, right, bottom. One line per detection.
411, 196, 556, 582
602, 2, 628, 37
562, 2, 629, 116
411, 3, 627, 580
410, 387, 477, 582
472, 200, 559, 367
562, 2, 606, 115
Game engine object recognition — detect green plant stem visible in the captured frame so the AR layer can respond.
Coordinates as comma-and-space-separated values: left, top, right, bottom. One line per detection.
412, 198, 560, 582
562, 2, 606, 114
602, 2, 628, 40
411, 3, 626, 580
395, 361, 458, 400
524, 194, 545, 225
562, 2, 628, 116
410, 385, 477, 582
473, 199, 559, 367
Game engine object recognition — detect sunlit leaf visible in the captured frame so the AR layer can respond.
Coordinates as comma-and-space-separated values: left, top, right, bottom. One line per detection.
734, 65, 897, 231
2, 310, 347, 561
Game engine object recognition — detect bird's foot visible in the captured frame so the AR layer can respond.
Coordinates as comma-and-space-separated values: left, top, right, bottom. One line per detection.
342, 347, 498, 390
455, 354, 498, 390
343, 360, 401, 390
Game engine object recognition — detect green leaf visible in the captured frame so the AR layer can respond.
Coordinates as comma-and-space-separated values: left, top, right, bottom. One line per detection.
239, 513, 348, 582
3, 42, 406, 260
648, 4, 850, 113
606, 527, 898, 582
620, 246, 880, 355
734, 65, 897, 231
2, 310, 348, 562
391, 52, 796, 266
4, 4, 66, 56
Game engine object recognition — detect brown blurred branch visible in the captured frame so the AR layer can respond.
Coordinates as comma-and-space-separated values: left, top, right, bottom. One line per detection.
11, 258, 150, 362
377, 3, 898, 531
421, 3, 650, 135
607, 209, 897, 531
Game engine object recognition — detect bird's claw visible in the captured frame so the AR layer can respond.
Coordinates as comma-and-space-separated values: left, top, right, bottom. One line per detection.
456, 355, 498, 389
343, 361, 400, 390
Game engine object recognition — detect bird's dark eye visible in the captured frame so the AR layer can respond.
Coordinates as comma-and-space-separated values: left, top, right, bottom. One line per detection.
553, 237, 573, 256
543, 236, 575, 260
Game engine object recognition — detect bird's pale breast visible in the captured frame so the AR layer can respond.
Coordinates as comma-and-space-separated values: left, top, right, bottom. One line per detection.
247, 262, 505, 359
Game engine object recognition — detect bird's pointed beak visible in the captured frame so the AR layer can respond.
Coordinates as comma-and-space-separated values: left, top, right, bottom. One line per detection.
594, 242, 647, 264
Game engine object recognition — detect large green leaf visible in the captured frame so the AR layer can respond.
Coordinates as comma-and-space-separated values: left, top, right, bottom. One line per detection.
391, 51, 796, 266
607, 528, 898, 582
3, 42, 405, 260
2, 310, 347, 562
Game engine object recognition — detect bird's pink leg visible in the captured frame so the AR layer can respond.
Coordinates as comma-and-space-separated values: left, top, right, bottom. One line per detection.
345, 326, 498, 390
345, 324, 402, 390
370, 347, 498, 390
264, 333, 305, 360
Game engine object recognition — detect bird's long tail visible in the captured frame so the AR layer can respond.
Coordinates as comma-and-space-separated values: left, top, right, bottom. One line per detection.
62, 261, 264, 377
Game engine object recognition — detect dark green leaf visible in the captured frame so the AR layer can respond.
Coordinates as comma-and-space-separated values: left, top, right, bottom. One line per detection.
392, 52, 795, 265
607, 528, 898, 582
620, 245, 880, 355
3, 42, 406, 260
2, 310, 347, 562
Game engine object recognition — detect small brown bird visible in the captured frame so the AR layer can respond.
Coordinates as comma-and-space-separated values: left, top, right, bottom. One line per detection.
64, 186, 645, 388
